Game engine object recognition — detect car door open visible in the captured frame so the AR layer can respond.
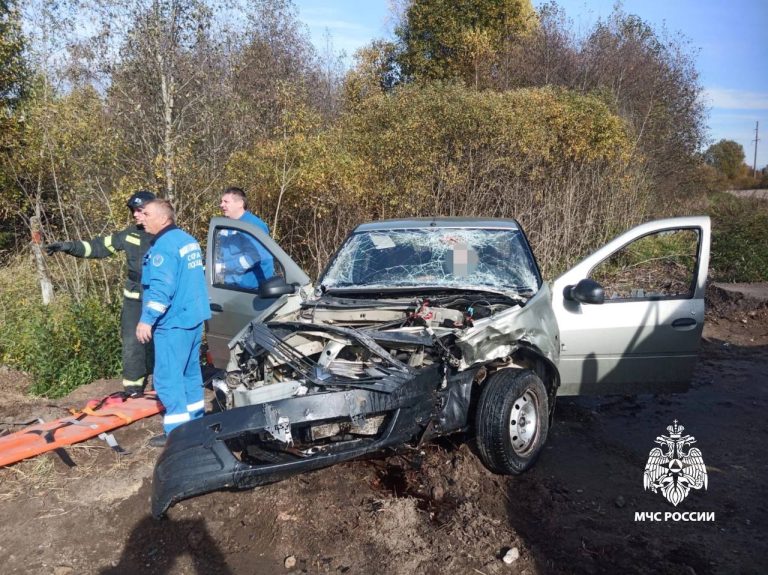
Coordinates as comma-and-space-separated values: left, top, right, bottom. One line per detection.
205, 216, 310, 367
552, 216, 711, 395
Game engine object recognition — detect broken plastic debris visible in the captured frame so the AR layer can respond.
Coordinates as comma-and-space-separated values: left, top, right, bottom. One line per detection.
502, 547, 520, 564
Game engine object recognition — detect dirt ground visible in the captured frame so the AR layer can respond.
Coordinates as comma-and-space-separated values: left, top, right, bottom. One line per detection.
0, 285, 766, 575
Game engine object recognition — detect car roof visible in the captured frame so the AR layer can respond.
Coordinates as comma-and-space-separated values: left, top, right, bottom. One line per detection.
354, 217, 521, 232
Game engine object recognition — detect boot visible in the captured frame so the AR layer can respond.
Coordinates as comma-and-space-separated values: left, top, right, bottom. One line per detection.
149, 434, 167, 447
123, 385, 144, 398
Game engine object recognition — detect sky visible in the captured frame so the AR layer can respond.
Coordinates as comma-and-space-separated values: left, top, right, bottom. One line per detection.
293, 0, 768, 170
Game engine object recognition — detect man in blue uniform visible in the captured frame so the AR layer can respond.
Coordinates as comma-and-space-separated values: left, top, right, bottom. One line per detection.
45, 190, 156, 396
136, 199, 211, 447
216, 186, 274, 289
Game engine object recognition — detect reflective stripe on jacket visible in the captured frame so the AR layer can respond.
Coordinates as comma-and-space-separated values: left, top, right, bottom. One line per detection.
67, 225, 152, 299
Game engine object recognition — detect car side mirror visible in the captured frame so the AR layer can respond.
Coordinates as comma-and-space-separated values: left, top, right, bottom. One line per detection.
259, 277, 296, 298
563, 278, 605, 305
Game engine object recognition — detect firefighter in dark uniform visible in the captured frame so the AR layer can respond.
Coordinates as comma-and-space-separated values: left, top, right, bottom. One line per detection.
45, 190, 156, 396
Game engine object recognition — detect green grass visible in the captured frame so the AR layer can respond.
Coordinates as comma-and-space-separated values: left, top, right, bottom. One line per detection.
708, 193, 768, 283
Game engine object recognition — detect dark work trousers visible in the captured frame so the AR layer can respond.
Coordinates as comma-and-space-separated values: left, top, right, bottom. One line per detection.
121, 297, 155, 388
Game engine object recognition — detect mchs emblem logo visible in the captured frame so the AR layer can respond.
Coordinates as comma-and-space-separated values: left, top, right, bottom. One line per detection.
643, 420, 708, 506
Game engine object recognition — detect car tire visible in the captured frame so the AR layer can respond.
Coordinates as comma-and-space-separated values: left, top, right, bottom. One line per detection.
475, 368, 549, 475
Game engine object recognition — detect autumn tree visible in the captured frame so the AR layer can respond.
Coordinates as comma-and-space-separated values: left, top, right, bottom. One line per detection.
96, 0, 219, 209
396, 0, 537, 87
0, 0, 26, 114
343, 40, 401, 109
759, 166, 768, 188
229, 0, 326, 139
227, 86, 366, 276
496, 4, 707, 199
581, 12, 705, 192
229, 82, 646, 277
496, 2, 577, 90
704, 139, 746, 181
58, 0, 327, 234
0, 0, 28, 252
355, 2, 705, 201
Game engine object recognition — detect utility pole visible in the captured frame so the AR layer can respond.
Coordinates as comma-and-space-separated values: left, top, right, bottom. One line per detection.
752, 121, 760, 178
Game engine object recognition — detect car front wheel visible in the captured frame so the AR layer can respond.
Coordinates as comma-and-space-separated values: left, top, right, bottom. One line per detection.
475, 368, 549, 475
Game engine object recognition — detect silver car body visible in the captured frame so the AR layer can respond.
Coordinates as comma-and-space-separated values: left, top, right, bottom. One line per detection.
149, 215, 711, 517
205, 215, 711, 396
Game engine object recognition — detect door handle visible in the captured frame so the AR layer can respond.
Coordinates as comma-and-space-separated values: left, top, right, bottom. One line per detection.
210, 303, 223, 312
671, 317, 696, 329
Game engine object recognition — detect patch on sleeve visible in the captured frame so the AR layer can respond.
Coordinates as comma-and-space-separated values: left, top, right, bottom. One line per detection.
152, 254, 165, 267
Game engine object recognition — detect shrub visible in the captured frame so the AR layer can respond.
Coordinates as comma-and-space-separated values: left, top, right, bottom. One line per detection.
230, 83, 649, 279
708, 193, 768, 283
0, 257, 121, 397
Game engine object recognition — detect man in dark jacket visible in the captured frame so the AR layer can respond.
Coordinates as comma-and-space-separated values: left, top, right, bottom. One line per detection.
45, 190, 156, 396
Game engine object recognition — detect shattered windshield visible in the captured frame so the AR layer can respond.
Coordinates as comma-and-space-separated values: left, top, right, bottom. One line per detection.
321, 228, 541, 295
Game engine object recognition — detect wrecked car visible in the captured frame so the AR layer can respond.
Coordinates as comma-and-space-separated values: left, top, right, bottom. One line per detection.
152, 216, 711, 517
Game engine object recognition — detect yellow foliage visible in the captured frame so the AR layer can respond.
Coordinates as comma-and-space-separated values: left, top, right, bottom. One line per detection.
226, 82, 642, 277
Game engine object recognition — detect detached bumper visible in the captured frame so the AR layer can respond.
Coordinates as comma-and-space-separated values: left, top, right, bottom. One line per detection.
152, 376, 437, 517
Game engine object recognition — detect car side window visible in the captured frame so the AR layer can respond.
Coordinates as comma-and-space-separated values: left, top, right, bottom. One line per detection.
212, 227, 283, 293
589, 228, 700, 301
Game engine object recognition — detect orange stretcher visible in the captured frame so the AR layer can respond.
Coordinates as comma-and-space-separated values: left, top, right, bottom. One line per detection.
0, 392, 164, 467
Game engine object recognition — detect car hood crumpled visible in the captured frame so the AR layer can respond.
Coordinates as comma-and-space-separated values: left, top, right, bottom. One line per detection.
455, 283, 559, 369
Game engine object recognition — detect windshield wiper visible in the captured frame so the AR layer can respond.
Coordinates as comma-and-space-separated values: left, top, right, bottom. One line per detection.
303, 293, 414, 310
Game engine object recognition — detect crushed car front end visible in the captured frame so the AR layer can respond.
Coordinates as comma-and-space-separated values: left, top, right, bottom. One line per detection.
152, 320, 485, 517
153, 219, 561, 516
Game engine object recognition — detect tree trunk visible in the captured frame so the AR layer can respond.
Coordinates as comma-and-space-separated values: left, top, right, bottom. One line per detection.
158, 51, 176, 203
30, 210, 54, 305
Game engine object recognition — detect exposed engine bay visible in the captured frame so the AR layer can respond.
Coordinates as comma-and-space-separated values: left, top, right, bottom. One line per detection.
152, 287, 559, 517
215, 293, 519, 410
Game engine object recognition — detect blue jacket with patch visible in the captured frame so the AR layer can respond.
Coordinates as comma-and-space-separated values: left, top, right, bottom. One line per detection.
218, 211, 275, 289
140, 225, 211, 329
